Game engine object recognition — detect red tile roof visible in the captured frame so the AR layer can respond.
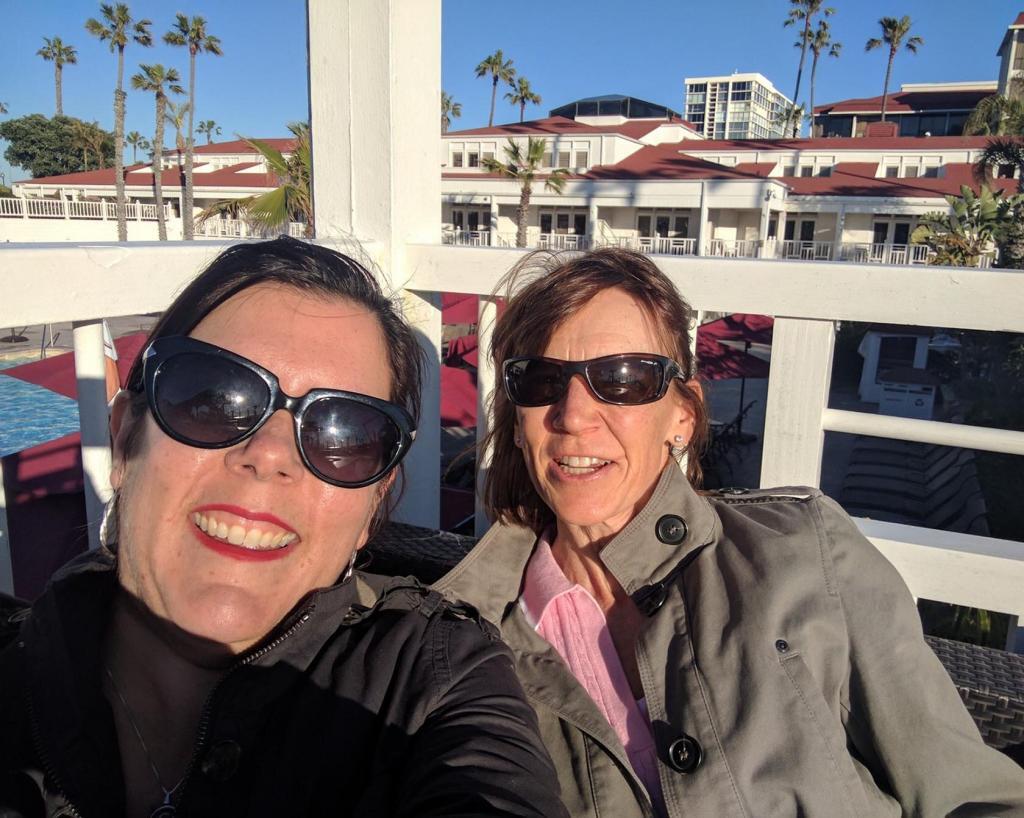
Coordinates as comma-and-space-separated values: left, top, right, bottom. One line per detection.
683, 135, 995, 150
783, 162, 1017, 199
192, 138, 295, 154
732, 162, 775, 177
581, 142, 767, 181
814, 89, 992, 115
446, 116, 680, 140
1014, 11, 1024, 26
20, 162, 281, 189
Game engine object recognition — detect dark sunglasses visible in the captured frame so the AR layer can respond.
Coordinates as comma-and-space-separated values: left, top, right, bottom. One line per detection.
503, 353, 685, 407
138, 335, 416, 489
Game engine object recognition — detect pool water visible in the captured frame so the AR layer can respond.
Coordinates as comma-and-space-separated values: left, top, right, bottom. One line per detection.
0, 355, 81, 457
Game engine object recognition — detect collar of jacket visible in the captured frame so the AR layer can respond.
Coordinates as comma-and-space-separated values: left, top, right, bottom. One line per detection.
436, 462, 719, 624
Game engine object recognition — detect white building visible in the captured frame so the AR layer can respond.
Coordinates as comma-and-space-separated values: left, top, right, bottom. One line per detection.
684, 73, 792, 140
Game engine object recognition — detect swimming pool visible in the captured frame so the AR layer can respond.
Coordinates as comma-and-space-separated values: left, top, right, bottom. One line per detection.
0, 355, 81, 457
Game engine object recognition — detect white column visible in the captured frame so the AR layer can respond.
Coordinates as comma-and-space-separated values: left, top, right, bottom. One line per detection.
307, 0, 442, 529
489, 196, 498, 247
587, 202, 599, 247
72, 320, 114, 550
832, 205, 846, 261
760, 317, 835, 488
474, 296, 498, 536
697, 181, 709, 256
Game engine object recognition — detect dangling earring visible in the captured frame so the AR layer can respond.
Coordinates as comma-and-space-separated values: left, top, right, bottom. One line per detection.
670, 434, 687, 460
99, 490, 120, 551
341, 548, 358, 582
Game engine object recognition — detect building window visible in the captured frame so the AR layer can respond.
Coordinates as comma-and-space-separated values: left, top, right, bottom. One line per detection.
542, 151, 553, 167
574, 150, 588, 167
904, 166, 919, 178
800, 166, 814, 177
558, 151, 571, 167
467, 152, 479, 168
817, 166, 832, 177
885, 166, 899, 178
482, 151, 494, 163
922, 165, 940, 178
781, 164, 796, 176
556, 213, 570, 233
452, 152, 464, 168
998, 164, 1017, 179
1015, 49, 1024, 71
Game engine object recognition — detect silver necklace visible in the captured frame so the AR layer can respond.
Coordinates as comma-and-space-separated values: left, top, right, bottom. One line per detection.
104, 665, 183, 818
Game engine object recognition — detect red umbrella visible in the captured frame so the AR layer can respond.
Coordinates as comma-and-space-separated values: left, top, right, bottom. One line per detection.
696, 335, 770, 381
698, 313, 773, 346
445, 334, 479, 368
442, 293, 478, 326
440, 365, 477, 428
4, 333, 147, 397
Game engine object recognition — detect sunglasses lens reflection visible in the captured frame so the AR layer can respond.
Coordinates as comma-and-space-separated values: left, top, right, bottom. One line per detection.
301, 397, 401, 485
156, 354, 270, 444
507, 356, 666, 406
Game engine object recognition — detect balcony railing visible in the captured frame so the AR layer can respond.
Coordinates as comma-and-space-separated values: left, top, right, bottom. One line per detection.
777, 240, 833, 261
707, 238, 762, 258
441, 229, 492, 247
538, 233, 590, 251
0, 197, 171, 221
194, 217, 307, 239
839, 242, 931, 265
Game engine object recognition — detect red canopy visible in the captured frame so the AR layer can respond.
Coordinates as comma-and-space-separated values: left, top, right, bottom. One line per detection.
4, 333, 147, 398
445, 334, 479, 368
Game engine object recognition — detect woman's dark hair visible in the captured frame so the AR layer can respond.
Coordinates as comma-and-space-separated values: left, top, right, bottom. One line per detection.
121, 236, 425, 528
483, 247, 710, 532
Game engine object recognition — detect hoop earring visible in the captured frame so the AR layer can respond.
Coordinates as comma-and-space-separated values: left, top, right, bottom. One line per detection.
99, 490, 120, 550
341, 548, 358, 583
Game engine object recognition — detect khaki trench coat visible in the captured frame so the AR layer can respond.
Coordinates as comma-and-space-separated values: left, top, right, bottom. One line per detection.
435, 465, 1024, 817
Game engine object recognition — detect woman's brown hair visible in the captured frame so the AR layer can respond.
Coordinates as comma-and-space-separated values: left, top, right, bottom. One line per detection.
483, 246, 710, 532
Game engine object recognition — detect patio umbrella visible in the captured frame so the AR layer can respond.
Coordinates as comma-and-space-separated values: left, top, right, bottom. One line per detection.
445, 334, 479, 368
695, 329, 771, 438
442, 293, 478, 326
440, 365, 477, 428
698, 313, 774, 346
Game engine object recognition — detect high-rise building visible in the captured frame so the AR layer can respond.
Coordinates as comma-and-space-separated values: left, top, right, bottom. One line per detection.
684, 73, 792, 139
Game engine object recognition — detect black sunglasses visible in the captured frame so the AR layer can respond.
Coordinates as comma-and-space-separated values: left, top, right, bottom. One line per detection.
138, 336, 416, 489
503, 353, 685, 407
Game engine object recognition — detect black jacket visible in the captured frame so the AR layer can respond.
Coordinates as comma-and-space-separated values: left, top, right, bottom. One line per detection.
0, 549, 566, 818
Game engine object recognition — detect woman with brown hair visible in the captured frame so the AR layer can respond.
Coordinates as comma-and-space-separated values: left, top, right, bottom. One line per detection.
435, 246, 1024, 817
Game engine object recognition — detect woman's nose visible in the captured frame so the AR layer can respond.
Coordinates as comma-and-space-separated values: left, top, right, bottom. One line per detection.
223, 410, 305, 482
552, 374, 601, 432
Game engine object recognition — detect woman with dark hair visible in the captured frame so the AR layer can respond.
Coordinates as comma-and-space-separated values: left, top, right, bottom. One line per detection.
436, 246, 1024, 817
0, 237, 565, 818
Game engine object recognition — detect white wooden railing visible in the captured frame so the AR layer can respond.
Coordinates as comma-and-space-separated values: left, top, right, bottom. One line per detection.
0, 197, 171, 221
442, 229, 491, 246
194, 217, 308, 239
538, 233, 589, 251
0, 2, 1022, 642
839, 242, 931, 265
707, 238, 762, 258
778, 240, 833, 261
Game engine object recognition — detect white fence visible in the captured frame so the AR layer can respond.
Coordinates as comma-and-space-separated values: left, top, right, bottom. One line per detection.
0, 197, 171, 221
0, 2, 1022, 638
194, 217, 307, 239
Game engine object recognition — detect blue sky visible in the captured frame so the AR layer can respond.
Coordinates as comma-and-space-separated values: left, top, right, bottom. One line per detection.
1, 0, 1019, 183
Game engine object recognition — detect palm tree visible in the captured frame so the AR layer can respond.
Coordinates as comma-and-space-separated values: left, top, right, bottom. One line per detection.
865, 16, 924, 122
197, 122, 312, 237
773, 103, 806, 139
505, 77, 541, 123
475, 49, 515, 128
164, 14, 223, 240
482, 137, 569, 247
441, 91, 461, 134
71, 119, 110, 169
806, 21, 841, 137
974, 137, 1024, 194
85, 3, 153, 242
125, 129, 145, 163
783, 0, 834, 137
964, 94, 1024, 137
196, 119, 221, 144
0, 102, 9, 115
132, 63, 184, 241
165, 99, 189, 166
37, 37, 78, 117
910, 184, 1023, 267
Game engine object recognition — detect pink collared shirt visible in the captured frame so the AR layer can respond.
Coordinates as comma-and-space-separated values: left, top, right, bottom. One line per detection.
519, 535, 666, 816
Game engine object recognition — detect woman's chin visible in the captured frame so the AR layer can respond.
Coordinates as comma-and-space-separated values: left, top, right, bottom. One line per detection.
166, 588, 285, 654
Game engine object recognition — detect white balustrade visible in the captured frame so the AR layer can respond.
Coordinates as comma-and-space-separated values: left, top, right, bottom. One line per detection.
0, 198, 23, 216
777, 240, 833, 261
708, 238, 761, 258
538, 232, 589, 251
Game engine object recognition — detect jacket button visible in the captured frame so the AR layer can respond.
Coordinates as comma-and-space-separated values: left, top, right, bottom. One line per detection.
775, 639, 790, 653
201, 739, 242, 781
667, 735, 703, 774
655, 514, 688, 545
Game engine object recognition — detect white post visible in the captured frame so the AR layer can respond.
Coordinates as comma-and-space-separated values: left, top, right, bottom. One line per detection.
832, 205, 846, 261
760, 317, 835, 487
72, 321, 113, 550
697, 181, 709, 257
0, 466, 12, 595
474, 296, 498, 536
588, 202, 599, 247
489, 197, 498, 247
307, 0, 442, 529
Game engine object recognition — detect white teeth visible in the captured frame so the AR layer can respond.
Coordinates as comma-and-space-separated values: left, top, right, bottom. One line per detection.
192, 512, 297, 551
556, 456, 611, 475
